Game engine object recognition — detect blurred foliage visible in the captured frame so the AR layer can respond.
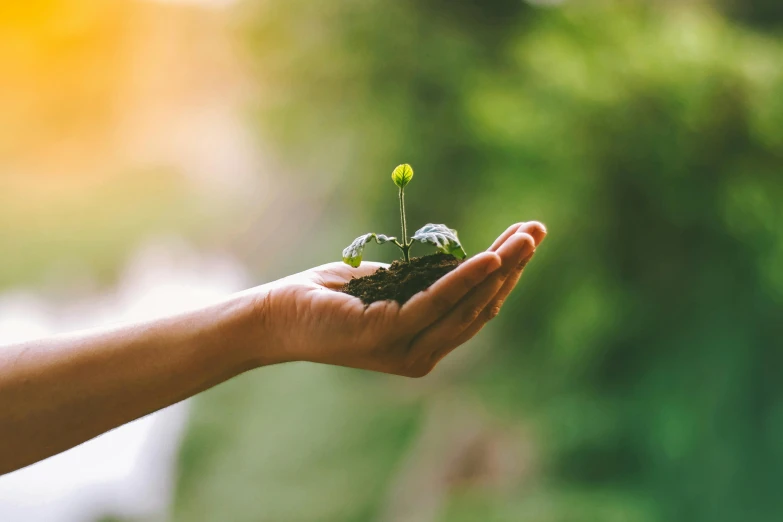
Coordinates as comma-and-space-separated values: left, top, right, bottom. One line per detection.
174, 364, 423, 522
0, 169, 204, 290
720, 0, 783, 30
179, 0, 783, 521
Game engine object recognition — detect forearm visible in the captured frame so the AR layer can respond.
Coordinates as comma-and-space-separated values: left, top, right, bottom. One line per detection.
0, 290, 267, 475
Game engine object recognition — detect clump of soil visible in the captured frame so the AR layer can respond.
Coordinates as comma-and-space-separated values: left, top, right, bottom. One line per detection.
341, 252, 461, 306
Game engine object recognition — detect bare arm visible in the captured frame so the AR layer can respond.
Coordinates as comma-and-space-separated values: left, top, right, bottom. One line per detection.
0, 293, 261, 475
0, 221, 545, 475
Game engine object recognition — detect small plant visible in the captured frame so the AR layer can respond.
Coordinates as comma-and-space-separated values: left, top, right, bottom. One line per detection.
342, 164, 467, 267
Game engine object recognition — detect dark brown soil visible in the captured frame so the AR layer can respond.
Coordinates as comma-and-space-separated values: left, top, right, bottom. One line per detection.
341, 252, 461, 305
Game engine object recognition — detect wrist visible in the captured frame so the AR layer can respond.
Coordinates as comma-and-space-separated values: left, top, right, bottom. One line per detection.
180, 290, 273, 376
228, 285, 292, 370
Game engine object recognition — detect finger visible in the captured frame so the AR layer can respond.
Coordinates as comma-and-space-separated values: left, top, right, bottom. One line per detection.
445, 249, 536, 354
477, 221, 546, 318
400, 251, 502, 330
488, 221, 547, 252
493, 230, 537, 276
411, 232, 536, 357
454, 225, 544, 346
316, 261, 390, 290
488, 245, 536, 310
521, 221, 547, 247
475, 222, 546, 318
488, 222, 525, 252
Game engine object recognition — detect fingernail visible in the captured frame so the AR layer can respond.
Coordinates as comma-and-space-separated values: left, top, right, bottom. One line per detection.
514, 233, 536, 258
538, 223, 548, 242
525, 222, 547, 247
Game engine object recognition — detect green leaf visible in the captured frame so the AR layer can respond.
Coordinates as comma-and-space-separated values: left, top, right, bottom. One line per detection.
391, 163, 414, 188
411, 223, 467, 259
342, 233, 397, 267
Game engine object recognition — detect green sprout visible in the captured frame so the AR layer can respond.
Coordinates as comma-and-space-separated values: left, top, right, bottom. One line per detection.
342, 164, 467, 267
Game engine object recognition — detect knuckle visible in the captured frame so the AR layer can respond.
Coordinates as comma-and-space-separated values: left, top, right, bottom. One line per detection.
487, 304, 502, 320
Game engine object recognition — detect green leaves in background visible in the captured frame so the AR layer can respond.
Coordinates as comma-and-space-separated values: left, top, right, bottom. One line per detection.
391, 163, 414, 188
411, 223, 467, 259
225, 1, 783, 521
342, 233, 397, 267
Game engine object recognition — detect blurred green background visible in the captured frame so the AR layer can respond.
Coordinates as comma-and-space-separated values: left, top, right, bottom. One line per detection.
3, 0, 783, 521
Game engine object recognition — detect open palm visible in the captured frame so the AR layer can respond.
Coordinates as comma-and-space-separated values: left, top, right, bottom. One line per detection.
256, 221, 546, 377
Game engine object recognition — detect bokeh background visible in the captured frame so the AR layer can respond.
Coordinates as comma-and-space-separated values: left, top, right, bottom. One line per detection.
1, 0, 783, 521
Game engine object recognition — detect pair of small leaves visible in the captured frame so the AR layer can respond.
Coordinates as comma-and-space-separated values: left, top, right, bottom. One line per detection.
342, 224, 466, 267
342, 233, 397, 268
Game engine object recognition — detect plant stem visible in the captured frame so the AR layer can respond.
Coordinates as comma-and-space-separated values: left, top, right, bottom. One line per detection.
398, 187, 410, 262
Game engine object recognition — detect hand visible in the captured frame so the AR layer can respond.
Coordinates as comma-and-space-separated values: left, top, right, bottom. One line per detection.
251, 222, 546, 377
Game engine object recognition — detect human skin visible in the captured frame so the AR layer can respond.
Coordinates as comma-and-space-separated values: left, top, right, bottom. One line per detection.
0, 221, 545, 475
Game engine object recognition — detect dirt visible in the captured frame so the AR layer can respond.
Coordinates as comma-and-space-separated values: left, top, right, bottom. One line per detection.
341, 252, 461, 306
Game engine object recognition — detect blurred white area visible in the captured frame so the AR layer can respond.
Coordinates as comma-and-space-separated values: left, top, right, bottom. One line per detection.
0, 239, 248, 522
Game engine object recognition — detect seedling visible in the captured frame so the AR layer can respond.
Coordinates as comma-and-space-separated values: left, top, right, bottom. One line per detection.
342, 164, 467, 267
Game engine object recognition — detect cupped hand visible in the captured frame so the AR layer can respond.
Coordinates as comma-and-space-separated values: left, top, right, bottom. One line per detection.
253, 222, 546, 377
